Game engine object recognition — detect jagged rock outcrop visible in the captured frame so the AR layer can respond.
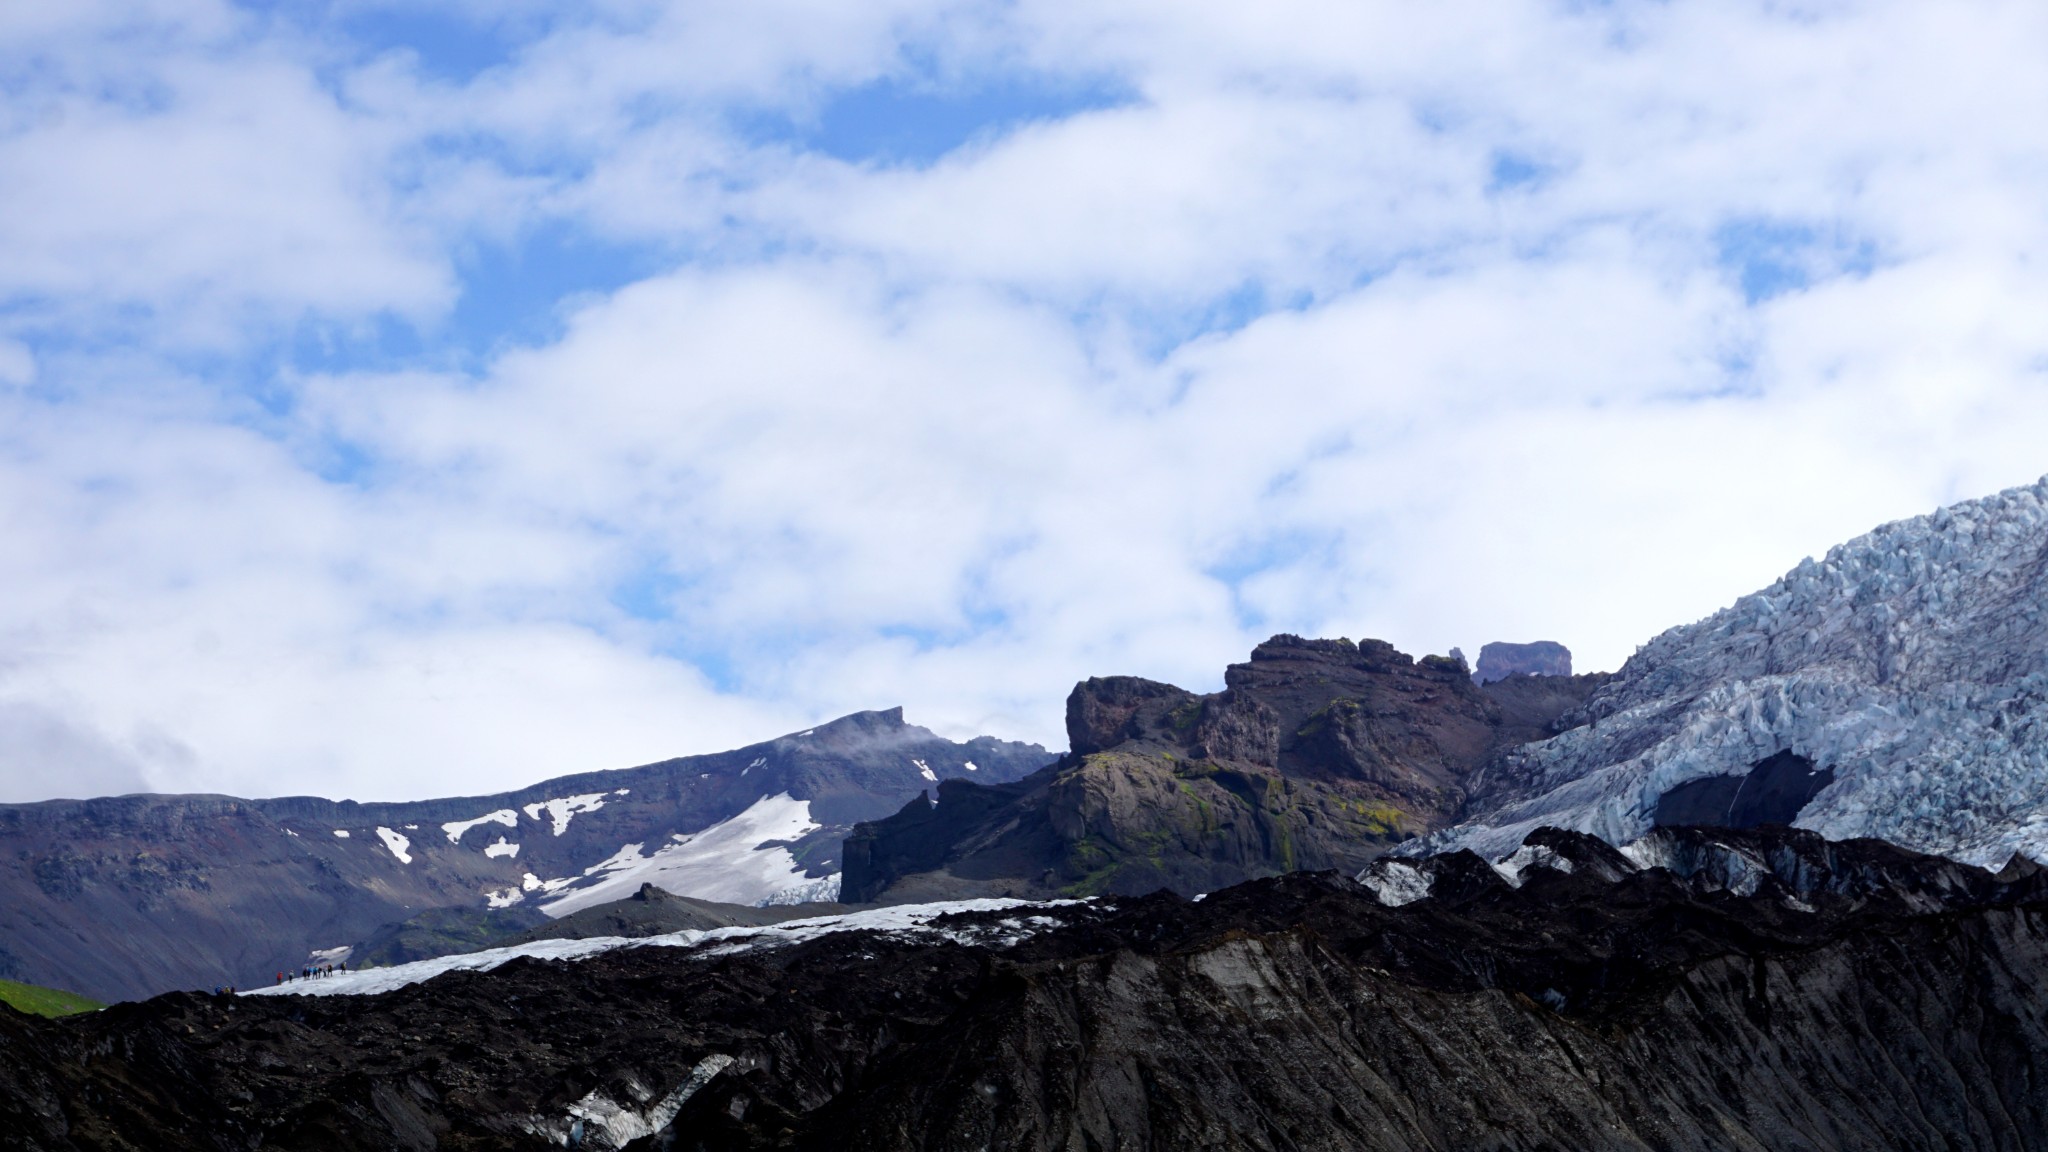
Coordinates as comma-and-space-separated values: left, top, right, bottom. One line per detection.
842, 636, 1605, 902
1474, 639, 1573, 682
1417, 475, 2048, 865
0, 709, 1048, 1002
5, 825, 2048, 1150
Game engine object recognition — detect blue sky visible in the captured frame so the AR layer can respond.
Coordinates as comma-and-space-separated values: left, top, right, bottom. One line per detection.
2, 0, 2047, 801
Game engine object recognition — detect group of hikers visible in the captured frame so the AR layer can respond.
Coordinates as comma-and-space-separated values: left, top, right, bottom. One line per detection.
273, 961, 347, 985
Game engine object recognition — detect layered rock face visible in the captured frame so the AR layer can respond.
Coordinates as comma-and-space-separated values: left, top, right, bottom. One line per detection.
0, 709, 1049, 1002
1418, 475, 2048, 865
6, 826, 2048, 1151
841, 636, 1605, 902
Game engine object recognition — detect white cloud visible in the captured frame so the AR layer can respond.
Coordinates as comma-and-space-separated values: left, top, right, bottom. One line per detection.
0, 2, 450, 345
1, 0, 2046, 801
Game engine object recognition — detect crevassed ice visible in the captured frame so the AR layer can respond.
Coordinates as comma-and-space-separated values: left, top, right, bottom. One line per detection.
1490, 844, 1572, 887
1357, 859, 1433, 907
243, 898, 1086, 999
761, 873, 841, 906
531, 1054, 734, 1148
1416, 476, 2048, 867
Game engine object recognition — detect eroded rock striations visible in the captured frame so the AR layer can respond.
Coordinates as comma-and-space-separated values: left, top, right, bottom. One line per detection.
841, 635, 1606, 903
1417, 475, 2048, 866
5, 825, 2048, 1150
0, 709, 1049, 1003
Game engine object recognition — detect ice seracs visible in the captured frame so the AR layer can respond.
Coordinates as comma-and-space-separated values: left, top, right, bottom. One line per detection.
762, 874, 841, 905
1417, 475, 2048, 868
1357, 859, 1432, 907
529, 1054, 735, 1148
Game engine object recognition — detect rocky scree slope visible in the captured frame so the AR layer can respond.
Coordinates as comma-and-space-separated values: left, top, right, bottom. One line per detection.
842, 635, 1604, 903
0, 709, 1048, 1003
1418, 475, 2048, 866
6, 825, 2048, 1150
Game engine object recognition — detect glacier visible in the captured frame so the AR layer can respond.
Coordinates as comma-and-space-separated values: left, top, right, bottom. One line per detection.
1414, 475, 2048, 868
242, 897, 1085, 999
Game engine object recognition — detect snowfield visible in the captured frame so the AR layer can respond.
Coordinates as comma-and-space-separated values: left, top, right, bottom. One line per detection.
536, 792, 826, 916
243, 898, 1085, 998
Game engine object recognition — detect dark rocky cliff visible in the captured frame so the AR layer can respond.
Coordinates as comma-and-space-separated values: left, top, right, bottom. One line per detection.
0, 709, 1049, 1003
4, 826, 2047, 1150
1474, 639, 1573, 682
842, 635, 1605, 902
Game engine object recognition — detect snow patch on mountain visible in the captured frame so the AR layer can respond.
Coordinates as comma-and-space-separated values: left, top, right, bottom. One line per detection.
1416, 476, 2048, 867
538, 792, 823, 915
442, 810, 517, 844
375, 827, 412, 864
483, 837, 519, 859
524, 793, 610, 836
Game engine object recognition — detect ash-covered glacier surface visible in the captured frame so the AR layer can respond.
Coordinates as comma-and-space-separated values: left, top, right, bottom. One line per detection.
1416, 475, 2048, 866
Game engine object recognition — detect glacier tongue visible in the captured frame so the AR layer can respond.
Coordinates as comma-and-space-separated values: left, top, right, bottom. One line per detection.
1417, 476, 2048, 867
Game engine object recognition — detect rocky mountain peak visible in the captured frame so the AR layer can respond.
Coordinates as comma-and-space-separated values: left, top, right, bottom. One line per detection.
1474, 640, 1572, 683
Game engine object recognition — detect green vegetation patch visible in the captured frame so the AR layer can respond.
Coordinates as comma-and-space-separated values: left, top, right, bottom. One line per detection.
1345, 800, 1406, 837
0, 977, 103, 1018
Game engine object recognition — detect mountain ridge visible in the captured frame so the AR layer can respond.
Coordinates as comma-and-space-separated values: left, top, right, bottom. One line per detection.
0, 708, 1049, 1002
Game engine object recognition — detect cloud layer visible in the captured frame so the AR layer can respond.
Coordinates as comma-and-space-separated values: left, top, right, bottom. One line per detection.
2, 0, 2046, 801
